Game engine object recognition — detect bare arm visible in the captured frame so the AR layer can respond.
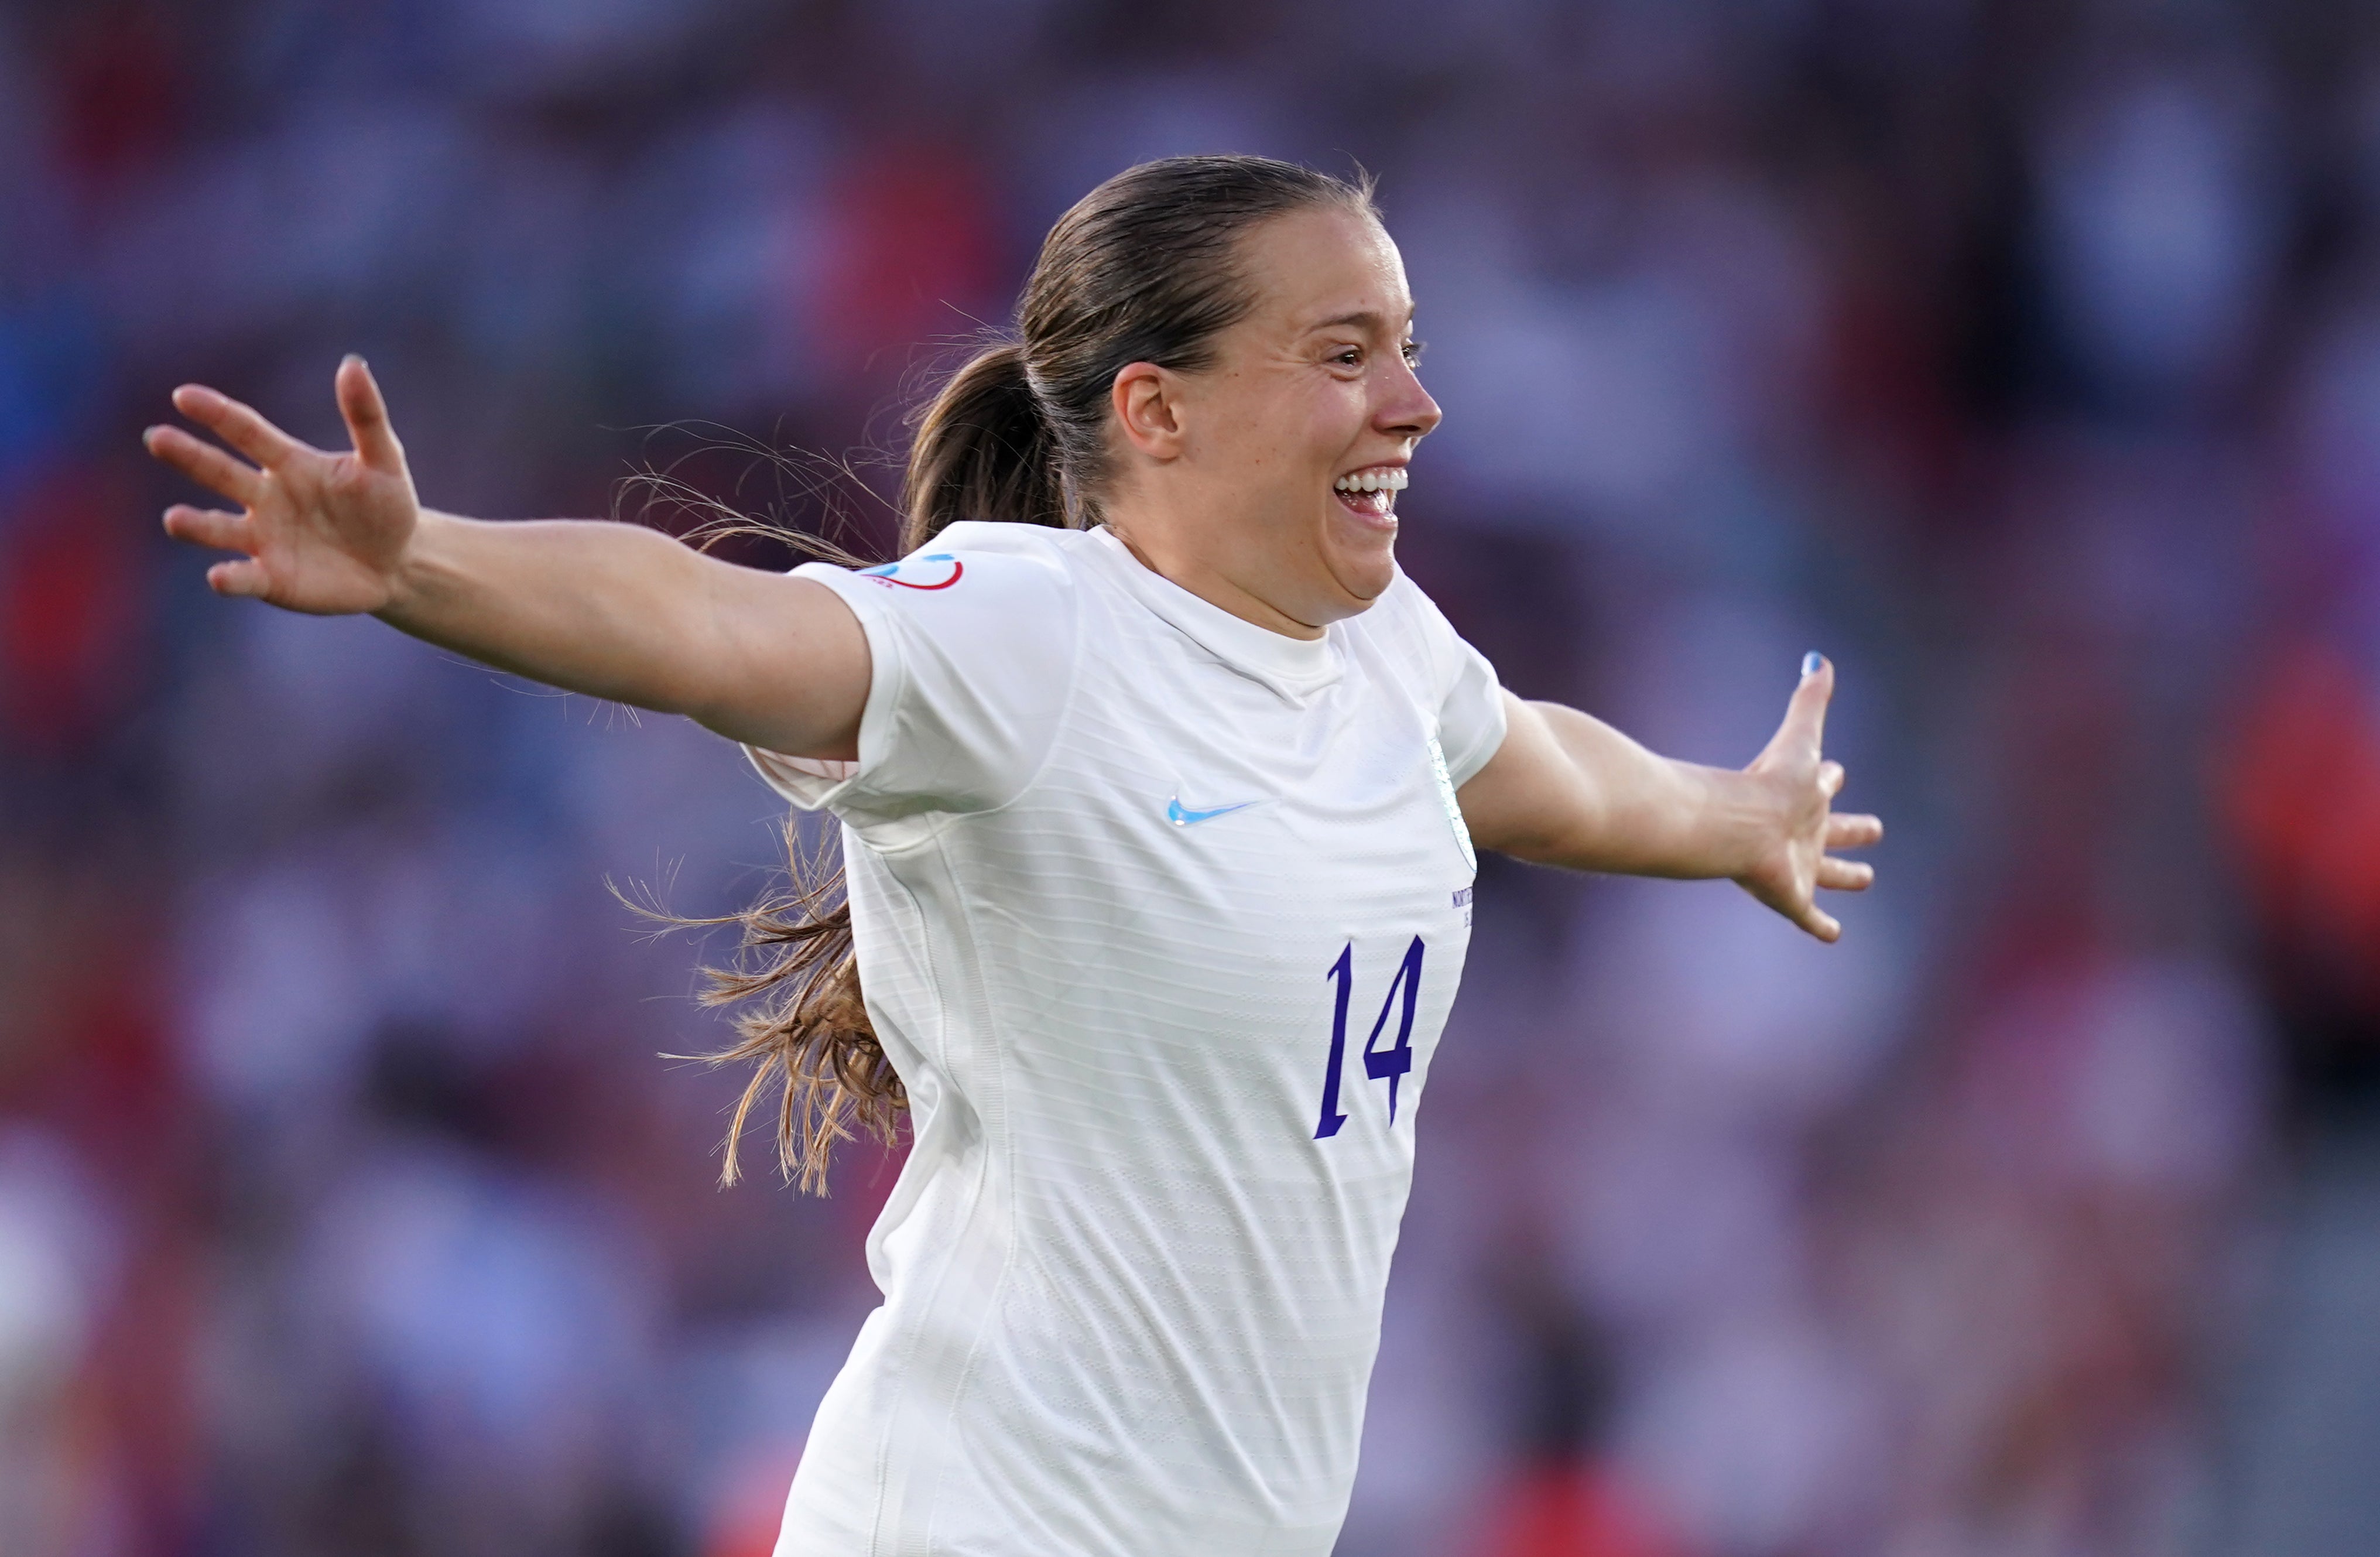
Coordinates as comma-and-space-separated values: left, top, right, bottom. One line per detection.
1456, 660, 1883, 940
143, 357, 867, 759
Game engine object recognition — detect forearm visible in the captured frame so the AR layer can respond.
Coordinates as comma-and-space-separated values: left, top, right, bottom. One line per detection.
145, 367, 865, 755
378, 511, 760, 721
1529, 703, 1772, 877
1459, 673, 1877, 939
1462, 694, 1777, 879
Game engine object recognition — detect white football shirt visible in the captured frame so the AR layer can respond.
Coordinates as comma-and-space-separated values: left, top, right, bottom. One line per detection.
746, 521, 1505, 1556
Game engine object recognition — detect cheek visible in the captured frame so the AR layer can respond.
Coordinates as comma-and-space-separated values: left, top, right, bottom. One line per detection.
1278, 382, 1368, 472
1200, 373, 1364, 481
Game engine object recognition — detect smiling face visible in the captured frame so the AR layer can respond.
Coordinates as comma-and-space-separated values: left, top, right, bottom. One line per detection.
1101, 206, 1443, 637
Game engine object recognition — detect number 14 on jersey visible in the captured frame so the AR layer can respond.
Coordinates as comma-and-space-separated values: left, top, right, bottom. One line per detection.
1314, 936, 1426, 1139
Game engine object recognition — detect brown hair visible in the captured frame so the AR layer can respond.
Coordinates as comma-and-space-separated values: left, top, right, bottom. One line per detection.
696, 155, 1379, 1192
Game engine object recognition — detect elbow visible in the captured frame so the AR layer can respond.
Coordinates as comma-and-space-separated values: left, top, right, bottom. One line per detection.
1466, 813, 1596, 872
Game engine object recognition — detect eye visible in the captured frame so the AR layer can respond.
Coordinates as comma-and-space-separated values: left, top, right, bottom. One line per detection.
1330, 346, 1364, 368
1401, 339, 1426, 366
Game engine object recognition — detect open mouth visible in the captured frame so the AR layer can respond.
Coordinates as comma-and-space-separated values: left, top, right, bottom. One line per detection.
1333, 464, 1407, 520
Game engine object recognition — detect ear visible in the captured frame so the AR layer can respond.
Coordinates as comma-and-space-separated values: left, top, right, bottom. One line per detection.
1111, 362, 1186, 460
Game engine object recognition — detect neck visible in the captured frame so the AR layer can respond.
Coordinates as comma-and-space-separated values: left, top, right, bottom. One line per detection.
1101, 501, 1328, 642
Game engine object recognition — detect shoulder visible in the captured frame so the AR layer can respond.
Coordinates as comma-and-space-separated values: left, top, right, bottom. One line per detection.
906, 520, 1095, 581
756, 525, 1091, 823
1347, 566, 1508, 779
1345, 567, 1464, 670
793, 523, 1085, 634
927, 519, 1088, 560
786, 523, 1088, 718
850, 521, 1082, 593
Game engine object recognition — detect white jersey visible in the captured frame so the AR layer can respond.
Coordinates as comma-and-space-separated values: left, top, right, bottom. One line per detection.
747, 522, 1506, 1557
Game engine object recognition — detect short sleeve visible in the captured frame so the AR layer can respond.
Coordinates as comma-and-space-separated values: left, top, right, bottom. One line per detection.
1374, 572, 1507, 787
1435, 629, 1506, 786
744, 532, 1080, 832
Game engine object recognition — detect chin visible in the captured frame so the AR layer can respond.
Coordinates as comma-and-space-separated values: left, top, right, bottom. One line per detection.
1324, 540, 1399, 612
1306, 499, 1400, 618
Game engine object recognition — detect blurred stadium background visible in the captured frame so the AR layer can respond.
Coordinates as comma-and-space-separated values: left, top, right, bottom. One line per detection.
6, 1, 2380, 1553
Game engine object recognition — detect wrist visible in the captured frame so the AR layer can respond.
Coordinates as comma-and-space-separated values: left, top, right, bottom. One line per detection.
377, 507, 457, 621
1711, 764, 1789, 881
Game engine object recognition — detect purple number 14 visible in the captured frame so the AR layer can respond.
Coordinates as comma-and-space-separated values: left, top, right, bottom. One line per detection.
1314, 936, 1426, 1139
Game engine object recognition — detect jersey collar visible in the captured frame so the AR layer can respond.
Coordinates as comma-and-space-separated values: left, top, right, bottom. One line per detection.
1084, 526, 1344, 703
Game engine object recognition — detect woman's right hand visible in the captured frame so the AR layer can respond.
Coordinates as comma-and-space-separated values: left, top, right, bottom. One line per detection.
145, 355, 422, 615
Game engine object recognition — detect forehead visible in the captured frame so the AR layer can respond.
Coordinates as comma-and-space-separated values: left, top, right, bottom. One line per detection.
1233, 207, 1413, 331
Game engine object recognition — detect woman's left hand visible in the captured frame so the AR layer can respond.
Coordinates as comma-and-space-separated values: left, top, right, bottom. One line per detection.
1734, 655, 1884, 942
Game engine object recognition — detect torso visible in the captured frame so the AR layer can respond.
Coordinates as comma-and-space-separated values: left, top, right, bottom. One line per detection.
763, 525, 1491, 1557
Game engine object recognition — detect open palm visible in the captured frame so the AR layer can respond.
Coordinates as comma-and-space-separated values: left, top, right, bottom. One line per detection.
1737, 656, 1884, 942
144, 355, 419, 615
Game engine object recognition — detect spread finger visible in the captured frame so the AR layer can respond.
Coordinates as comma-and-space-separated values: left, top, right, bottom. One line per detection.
172, 384, 300, 468
1827, 812, 1884, 849
163, 505, 255, 553
1782, 655, 1833, 753
336, 356, 407, 474
145, 425, 265, 505
1817, 857, 1874, 891
1796, 901, 1843, 942
207, 558, 270, 598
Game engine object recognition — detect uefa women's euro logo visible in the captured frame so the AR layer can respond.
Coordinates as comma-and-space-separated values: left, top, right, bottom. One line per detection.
858, 555, 965, 590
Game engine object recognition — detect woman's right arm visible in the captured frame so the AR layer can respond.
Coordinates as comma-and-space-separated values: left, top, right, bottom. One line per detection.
143, 357, 868, 760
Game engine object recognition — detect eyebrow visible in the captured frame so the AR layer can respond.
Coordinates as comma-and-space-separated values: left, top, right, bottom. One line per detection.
1307, 309, 1415, 334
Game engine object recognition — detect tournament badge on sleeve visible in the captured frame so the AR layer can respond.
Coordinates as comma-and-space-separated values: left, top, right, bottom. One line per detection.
859, 554, 965, 590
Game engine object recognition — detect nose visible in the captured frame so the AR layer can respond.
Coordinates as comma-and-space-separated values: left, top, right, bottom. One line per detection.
1378, 356, 1442, 442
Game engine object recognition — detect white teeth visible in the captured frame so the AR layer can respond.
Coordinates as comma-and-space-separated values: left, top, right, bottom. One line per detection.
1334, 467, 1408, 494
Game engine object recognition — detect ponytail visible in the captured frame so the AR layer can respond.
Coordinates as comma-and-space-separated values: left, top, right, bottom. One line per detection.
901, 157, 1376, 550
901, 342, 1068, 550
645, 819, 895, 1196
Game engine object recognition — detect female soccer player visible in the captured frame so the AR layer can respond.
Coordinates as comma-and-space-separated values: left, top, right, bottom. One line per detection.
146, 156, 1879, 1556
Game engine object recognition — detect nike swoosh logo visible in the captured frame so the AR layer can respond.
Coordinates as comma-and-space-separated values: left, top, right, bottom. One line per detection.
1167, 796, 1256, 827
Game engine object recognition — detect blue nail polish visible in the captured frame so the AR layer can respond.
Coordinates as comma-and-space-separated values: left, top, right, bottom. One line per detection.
1802, 651, 1824, 678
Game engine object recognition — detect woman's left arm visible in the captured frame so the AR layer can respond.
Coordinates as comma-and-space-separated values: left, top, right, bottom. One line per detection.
1455, 656, 1883, 941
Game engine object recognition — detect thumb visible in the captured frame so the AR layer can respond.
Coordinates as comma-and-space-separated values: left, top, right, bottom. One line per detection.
1768, 651, 1833, 760
335, 355, 406, 474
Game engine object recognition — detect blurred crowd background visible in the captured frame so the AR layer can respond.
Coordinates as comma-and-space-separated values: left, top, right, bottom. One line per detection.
5, 0, 2380, 1553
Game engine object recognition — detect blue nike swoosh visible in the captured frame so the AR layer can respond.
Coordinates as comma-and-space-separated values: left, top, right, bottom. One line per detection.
1167, 797, 1257, 827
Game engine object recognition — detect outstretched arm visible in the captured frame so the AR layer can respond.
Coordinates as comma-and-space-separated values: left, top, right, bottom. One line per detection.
1456, 656, 1882, 940
143, 357, 867, 759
